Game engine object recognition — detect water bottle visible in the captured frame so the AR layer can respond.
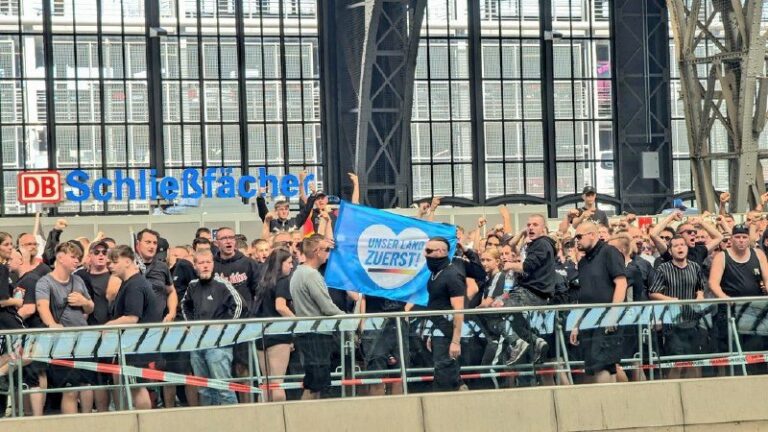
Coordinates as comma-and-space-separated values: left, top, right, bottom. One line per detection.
503, 272, 515, 298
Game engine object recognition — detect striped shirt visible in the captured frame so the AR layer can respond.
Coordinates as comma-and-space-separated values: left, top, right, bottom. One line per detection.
649, 260, 704, 322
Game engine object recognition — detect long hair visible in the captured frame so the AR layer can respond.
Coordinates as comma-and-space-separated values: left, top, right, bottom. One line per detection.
255, 247, 293, 300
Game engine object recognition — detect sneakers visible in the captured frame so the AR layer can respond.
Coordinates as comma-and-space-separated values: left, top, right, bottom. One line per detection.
506, 339, 529, 365
532, 338, 549, 364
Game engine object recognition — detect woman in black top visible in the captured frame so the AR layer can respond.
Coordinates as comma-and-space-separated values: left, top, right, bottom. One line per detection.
0, 232, 21, 331
254, 247, 294, 402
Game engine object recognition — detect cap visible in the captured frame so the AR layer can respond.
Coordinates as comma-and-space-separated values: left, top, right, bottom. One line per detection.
315, 190, 327, 198
582, 186, 597, 195
89, 240, 110, 252
732, 224, 749, 236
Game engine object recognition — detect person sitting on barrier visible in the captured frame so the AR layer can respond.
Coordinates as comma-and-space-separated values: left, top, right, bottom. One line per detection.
649, 235, 706, 380
503, 215, 555, 367
570, 221, 628, 384
290, 234, 345, 400
36, 241, 95, 414
181, 249, 244, 406
106, 245, 161, 411
252, 247, 295, 402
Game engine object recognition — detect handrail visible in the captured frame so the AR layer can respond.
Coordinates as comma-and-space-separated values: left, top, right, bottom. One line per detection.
0, 295, 764, 336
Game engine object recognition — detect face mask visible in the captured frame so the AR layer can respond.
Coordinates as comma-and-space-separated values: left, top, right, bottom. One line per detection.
426, 256, 449, 273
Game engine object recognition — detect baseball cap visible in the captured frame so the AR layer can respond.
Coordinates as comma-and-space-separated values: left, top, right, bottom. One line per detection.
89, 240, 110, 252
582, 186, 597, 195
315, 190, 327, 198
732, 224, 749, 236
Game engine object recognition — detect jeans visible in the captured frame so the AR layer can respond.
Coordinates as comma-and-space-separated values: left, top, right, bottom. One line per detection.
503, 287, 548, 345
190, 347, 237, 405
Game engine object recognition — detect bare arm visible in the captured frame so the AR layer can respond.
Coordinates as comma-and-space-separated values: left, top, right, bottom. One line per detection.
106, 276, 122, 303
499, 205, 513, 235
612, 276, 628, 304
756, 249, 768, 295
708, 252, 728, 298
650, 212, 679, 255
697, 219, 723, 252
105, 315, 139, 325
35, 299, 61, 328
275, 297, 294, 317
164, 284, 178, 322
349, 173, 360, 205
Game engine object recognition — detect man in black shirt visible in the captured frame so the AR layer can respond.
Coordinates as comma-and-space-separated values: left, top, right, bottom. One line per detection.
17, 232, 51, 278
106, 245, 160, 411
504, 215, 556, 366
571, 186, 609, 228
422, 237, 465, 391
135, 229, 177, 323
651, 211, 722, 267
360, 294, 406, 396
570, 222, 627, 384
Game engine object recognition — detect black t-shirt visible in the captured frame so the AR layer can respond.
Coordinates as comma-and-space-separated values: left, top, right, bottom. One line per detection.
30, 262, 51, 278
426, 261, 466, 311
110, 273, 161, 324
580, 206, 609, 227
364, 295, 406, 313
577, 241, 627, 304
626, 260, 647, 302
257, 275, 293, 318
88, 271, 112, 325
141, 259, 173, 319
171, 259, 196, 315
0, 264, 22, 330
19, 271, 43, 328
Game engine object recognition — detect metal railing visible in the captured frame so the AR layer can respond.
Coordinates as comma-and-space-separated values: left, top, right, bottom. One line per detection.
2, 296, 768, 417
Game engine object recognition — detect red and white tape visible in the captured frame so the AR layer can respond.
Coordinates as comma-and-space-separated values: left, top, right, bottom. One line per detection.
36, 358, 260, 394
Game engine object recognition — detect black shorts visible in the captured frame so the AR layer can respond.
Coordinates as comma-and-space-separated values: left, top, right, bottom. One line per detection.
48, 364, 95, 389
663, 324, 705, 357
157, 351, 193, 375
256, 335, 293, 351
22, 361, 48, 388
296, 333, 334, 393
581, 327, 623, 375
361, 321, 405, 372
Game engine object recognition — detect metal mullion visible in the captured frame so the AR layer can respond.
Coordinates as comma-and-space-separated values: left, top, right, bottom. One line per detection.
539, 0, 557, 216
467, 0, 485, 203
214, 2, 225, 168
444, 0, 456, 197
568, 0, 577, 193
257, 1, 269, 171
118, 0, 131, 211
175, 0, 186, 170
96, 0, 108, 214
424, 5, 435, 198
296, 0, 306, 170
70, 2, 83, 213
497, 0, 507, 196
277, 0, 290, 176
14, 9, 25, 215
195, 0, 206, 173
234, 0, 249, 185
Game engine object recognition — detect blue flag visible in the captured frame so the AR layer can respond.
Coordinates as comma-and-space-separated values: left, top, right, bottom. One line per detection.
325, 201, 457, 306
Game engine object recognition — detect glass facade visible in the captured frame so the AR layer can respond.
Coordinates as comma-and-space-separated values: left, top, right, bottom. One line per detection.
412, 0, 616, 204
1, 0, 616, 215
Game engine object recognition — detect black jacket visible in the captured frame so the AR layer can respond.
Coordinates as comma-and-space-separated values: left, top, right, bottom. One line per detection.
214, 250, 261, 305
181, 276, 244, 321
519, 235, 558, 298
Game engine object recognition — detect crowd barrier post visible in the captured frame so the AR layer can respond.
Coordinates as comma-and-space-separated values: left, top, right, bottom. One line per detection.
727, 306, 735, 376
728, 315, 748, 376
555, 321, 573, 385
396, 317, 408, 395
116, 329, 133, 410
15, 335, 23, 417
339, 327, 346, 398
5, 336, 17, 417
248, 339, 258, 403
646, 313, 656, 381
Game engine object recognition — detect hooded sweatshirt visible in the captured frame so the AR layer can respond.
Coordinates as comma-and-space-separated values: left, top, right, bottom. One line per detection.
518, 235, 558, 298
214, 250, 262, 306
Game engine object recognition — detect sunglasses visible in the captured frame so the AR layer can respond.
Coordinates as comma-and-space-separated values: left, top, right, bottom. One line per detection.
317, 246, 331, 253
683, 230, 698, 235
424, 248, 445, 254
91, 249, 108, 256
659, 236, 672, 241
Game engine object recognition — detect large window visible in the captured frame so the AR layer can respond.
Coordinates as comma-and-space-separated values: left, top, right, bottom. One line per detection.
411, 0, 472, 201
412, 0, 616, 205
1, 0, 46, 215
159, 0, 322, 201
52, 0, 149, 214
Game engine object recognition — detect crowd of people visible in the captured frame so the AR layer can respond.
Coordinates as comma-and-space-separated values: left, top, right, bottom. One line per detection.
1, 181, 767, 416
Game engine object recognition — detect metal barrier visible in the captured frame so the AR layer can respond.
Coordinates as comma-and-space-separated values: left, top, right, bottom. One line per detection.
2, 297, 768, 417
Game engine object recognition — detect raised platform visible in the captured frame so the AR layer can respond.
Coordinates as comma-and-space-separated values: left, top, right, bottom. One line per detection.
5, 375, 768, 431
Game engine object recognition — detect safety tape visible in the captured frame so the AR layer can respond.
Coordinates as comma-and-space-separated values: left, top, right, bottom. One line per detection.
17, 352, 768, 393
31, 357, 260, 394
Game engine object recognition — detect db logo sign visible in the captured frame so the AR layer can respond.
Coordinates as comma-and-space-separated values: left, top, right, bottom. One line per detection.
17, 171, 63, 204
